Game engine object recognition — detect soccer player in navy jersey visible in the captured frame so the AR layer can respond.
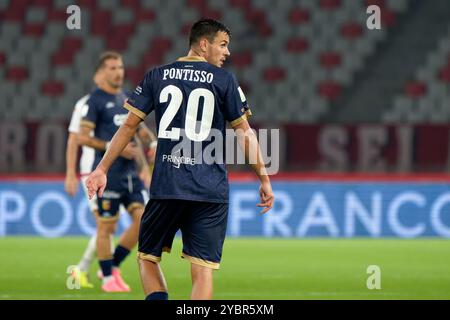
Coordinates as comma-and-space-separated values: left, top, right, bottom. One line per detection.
86, 19, 274, 300
78, 51, 151, 292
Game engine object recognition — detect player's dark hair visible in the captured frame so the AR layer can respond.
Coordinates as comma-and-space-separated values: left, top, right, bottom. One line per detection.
94, 51, 122, 73
189, 18, 231, 47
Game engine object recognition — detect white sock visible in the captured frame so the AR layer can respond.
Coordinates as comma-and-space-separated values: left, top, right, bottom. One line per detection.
102, 275, 114, 285
78, 234, 97, 272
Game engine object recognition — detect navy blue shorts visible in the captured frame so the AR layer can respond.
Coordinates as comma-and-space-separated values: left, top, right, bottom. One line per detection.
96, 173, 145, 221
137, 199, 229, 270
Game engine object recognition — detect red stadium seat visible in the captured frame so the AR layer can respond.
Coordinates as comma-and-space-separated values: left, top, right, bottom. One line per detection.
263, 67, 286, 82
33, 0, 53, 7
114, 24, 135, 38
91, 10, 112, 36
381, 10, 396, 28
319, 52, 342, 69
76, 0, 96, 10
120, 0, 142, 10
3, 9, 25, 21
151, 37, 173, 54
405, 81, 427, 98
23, 23, 45, 37
438, 67, 450, 83
143, 51, 164, 67
341, 22, 363, 39
186, 0, 207, 10
42, 81, 65, 96
365, 0, 385, 7
61, 37, 83, 51
10, 0, 28, 10
258, 22, 272, 37
318, 80, 342, 100
320, 0, 341, 10
0, 52, 5, 65
52, 51, 74, 65
201, 8, 222, 20
286, 37, 309, 53
106, 37, 129, 51
6, 67, 28, 82
229, 0, 251, 10
180, 23, 192, 35
136, 9, 156, 22
231, 52, 252, 68
48, 9, 68, 21
288, 8, 310, 25
126, 66, 146, 85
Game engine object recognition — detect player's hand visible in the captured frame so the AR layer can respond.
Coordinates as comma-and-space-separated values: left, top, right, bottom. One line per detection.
139, 168, 151, 189
64, 174, 79, 197
257, 181, 274, 214
121, 142, 139, 160
147, 145, 157, 164
85, 168, 107, 199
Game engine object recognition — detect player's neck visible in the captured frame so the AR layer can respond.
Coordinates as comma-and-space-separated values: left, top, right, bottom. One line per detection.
99, 84, 121, 95
187, 49, 207, 60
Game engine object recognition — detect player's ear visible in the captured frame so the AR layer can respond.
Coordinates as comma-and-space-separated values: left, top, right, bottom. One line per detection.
198, 38, 208, 53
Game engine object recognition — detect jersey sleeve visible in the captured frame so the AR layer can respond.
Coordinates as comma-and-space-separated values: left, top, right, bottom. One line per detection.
223, 73, 252, 127
80, 96, 99, 129
68, 96, 89, 133
124, 70, 155, 120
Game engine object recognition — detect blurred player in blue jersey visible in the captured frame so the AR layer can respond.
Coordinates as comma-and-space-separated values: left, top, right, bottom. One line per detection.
86, 19, 274, 300
64, 66, 156, 289
77, 51, 152, 293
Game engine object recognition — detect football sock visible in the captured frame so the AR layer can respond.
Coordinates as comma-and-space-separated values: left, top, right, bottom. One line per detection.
112, 245, 130, 268
145, 292, 169, 300
99, 259, 113, 278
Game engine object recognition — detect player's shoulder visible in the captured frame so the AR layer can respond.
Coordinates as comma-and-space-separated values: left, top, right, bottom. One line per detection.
74, 94, 90, 109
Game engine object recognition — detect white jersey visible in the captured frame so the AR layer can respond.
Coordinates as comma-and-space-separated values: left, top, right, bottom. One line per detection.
68, 94, 95, 175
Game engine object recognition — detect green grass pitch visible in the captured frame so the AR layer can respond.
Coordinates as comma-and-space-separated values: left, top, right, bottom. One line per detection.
0, 237, 449, 300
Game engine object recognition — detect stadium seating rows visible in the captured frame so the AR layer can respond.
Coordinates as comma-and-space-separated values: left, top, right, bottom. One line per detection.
383, 24, 450, 123
0, 0, 409, 122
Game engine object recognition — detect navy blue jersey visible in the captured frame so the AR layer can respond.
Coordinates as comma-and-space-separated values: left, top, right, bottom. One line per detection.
81, 88, 137, 176
125, 56, 251, 203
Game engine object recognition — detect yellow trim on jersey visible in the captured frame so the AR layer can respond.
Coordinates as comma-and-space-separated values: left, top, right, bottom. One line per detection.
80, 120, 96, 129
124, 102, 146, 120
177, 56, 207, 62
181, 253, 220, 270
137, 251, 161, 263
127, 202, 144, 214
230, 109, 252, 128
162, 246, 172, 253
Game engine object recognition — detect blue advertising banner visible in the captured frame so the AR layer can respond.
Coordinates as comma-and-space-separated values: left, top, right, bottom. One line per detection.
1, 180, 450, 237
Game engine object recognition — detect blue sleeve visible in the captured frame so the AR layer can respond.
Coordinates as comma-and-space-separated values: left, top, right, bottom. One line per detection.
223, 73, 252, 127
124, 69, 155, 120
80, 96, 98, 129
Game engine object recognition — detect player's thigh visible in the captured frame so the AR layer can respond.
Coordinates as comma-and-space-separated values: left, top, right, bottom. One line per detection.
180, 202, 228, 270
137, 199, 185, 262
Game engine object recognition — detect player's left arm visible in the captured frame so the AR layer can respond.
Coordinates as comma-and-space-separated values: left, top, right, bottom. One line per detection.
134, 135, 152, 189
136, 122, 157, 164
86, 111, 142, 198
